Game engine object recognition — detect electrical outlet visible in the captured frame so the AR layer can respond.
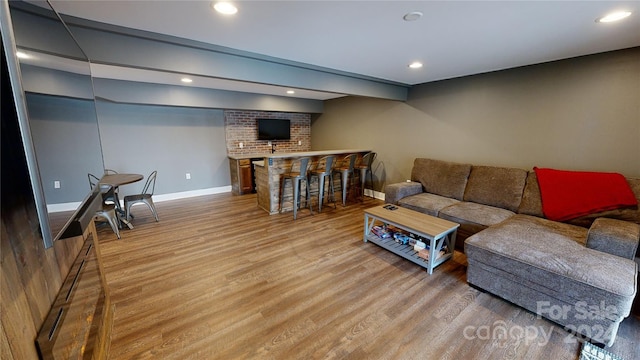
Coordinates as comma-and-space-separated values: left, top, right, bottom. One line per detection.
54, 180, 61, 189
298, 140, 302, 146
239, 142, 244, 149
268, 141, 272, 146
186, 173, 191, 180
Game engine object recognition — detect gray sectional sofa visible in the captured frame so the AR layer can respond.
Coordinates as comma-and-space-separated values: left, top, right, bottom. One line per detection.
385, 158, 640, 346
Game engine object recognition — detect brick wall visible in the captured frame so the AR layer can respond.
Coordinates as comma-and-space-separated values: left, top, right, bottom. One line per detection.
225, 110, 311, 156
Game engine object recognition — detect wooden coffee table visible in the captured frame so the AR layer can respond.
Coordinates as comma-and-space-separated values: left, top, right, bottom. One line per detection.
364, 205, 460, 274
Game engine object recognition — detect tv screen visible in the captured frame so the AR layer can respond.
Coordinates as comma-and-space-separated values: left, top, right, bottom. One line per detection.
257, 119, 290, 140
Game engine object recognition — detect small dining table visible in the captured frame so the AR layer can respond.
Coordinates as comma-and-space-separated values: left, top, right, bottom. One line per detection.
99, 173, 143, 229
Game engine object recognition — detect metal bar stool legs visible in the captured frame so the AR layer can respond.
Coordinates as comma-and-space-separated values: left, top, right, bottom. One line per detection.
339, 170, 349, 206
316, 172, 336, 212
280, 176, 311, 220
357, 152, 377, 199
279, 157, 312, 220
308, 155, 336, 212
333, 154, 357, 206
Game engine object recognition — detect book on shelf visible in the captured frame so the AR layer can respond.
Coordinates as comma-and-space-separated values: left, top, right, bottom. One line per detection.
418, 249, 446, 261
413, 241, 427, 251
372, 225, 392, 238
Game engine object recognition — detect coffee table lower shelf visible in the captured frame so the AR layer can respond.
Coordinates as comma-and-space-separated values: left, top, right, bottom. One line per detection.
365, 234, 450, 270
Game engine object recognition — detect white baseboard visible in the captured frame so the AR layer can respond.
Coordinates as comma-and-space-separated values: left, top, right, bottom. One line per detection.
152, 186, 232, 202
47, 202, 82, 213
48, 185, 232, 213
364, 189, 385, 201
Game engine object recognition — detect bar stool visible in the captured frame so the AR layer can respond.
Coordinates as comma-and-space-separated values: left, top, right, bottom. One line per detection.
280, 157, 312, 220
356, 152, 376, 199
332, 154, 358, 206
308, 155, 336, 212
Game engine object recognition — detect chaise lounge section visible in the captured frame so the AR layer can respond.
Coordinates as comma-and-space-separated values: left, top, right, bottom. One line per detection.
466, 214, 638, 346
385, 158, 640, 346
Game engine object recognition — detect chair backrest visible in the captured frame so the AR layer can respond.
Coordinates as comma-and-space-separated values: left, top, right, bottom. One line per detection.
88, 173, 115, 203
288, 157, 311, 175
142, 170, 158, 195
361, 152, 377, 169
290, 157, 311, 176
314, 155, 335, 175
339, 154, 358, 172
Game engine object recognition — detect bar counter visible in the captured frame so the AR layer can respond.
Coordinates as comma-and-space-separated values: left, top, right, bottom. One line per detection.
230, 149, 370, 214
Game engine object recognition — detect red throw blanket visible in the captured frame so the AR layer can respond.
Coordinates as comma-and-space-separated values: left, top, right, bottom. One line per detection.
534, 167, 637, 221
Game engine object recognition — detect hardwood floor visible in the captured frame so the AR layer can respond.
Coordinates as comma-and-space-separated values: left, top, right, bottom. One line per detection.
96, 193, 639, 359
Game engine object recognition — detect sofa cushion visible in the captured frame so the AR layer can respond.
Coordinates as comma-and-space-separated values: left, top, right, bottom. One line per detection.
438, 201, 515, 235
398, 193, 460, 217
463, 165, 528, 212
465, 214, 637, 318
586, 218, 640, 260
517, 171, 545, 218
384, 181, 423, 205
411, 158, 471, 200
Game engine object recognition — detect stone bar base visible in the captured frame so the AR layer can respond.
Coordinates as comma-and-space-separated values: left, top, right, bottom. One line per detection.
251, 149, 371, 214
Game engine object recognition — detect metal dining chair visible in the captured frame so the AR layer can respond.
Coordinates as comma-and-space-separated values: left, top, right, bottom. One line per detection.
124, 170, 159, 222
102, 168, 120, 205
88, 173, 121, 238
88, 173, 116, 204
103, 168, 133, 219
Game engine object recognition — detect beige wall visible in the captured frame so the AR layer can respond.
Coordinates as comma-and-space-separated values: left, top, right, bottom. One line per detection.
311, 47, 640, 191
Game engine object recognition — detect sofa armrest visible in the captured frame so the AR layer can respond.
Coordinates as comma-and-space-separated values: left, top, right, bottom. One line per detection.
586, 218, 640, 260
384, 181, 423, 204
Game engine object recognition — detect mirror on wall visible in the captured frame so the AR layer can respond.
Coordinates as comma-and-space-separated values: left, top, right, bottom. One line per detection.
2, 0, 104, 247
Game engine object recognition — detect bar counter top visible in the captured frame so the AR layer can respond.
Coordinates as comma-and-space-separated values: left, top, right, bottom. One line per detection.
228, 149, 371, 160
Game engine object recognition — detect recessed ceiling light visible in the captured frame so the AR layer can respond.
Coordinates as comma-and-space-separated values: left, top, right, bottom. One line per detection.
408, 62, 423, 69
181, 77, 193, 83
213, 2, 238, 15
286, 90, 295, 94
403, 11, 423, 21
596, 11, 632, 23
16, 51, 30, 59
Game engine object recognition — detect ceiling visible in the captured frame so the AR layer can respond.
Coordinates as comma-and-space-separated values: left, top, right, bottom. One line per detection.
47, 0, 640, 100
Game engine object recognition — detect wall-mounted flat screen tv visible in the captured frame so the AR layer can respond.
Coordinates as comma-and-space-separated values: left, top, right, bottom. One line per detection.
257, 118, 290, 140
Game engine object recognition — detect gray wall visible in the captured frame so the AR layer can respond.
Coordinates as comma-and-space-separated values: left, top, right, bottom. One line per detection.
21, 64, 93, 100
27, 93, 104, 203
95, 100, 228, 199
311, 47, 640, 191
22, 66, 104, 205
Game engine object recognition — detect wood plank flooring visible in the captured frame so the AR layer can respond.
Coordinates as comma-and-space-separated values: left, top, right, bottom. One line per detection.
96, 193, 639, 360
